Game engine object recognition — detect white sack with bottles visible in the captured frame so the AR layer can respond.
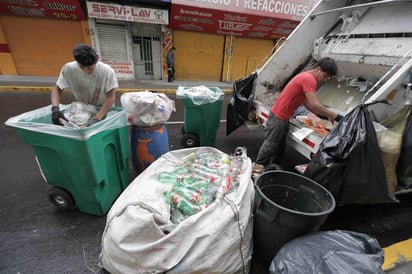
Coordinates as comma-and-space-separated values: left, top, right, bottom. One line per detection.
120, 91, 175, 126
99, 147, 254, 274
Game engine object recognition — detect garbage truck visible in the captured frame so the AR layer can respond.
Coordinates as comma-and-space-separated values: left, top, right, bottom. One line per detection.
227, 0, 412, 193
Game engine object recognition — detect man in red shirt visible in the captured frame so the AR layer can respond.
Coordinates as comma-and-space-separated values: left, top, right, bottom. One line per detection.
254, 57, 340, 171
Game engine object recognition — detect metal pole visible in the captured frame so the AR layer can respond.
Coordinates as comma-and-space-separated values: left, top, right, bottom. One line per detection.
310, 0, 412, 19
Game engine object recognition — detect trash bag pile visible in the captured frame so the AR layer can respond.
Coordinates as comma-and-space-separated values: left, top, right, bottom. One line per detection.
376, 105, 412, 192
269, 230, 385, 274
304, 101, 398, 205
120, 91, 175, 126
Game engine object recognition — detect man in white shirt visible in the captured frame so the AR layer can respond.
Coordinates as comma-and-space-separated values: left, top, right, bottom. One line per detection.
51, 43, 118, 126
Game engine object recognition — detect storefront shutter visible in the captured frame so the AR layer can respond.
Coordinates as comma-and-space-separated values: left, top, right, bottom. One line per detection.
96, 23, 128, 62
230, 37, 274, 82
1, 16, 83, 76
173, 30, 224, 81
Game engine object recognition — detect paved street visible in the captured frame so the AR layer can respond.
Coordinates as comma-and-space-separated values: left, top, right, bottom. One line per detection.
1, 89, 411, 273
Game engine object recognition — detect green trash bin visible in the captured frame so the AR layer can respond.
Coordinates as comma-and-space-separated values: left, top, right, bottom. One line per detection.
176, 86, 224, 147
5, 105, 130, 216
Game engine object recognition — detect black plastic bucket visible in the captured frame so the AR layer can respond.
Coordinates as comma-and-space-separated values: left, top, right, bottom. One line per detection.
253, 170, 336, 267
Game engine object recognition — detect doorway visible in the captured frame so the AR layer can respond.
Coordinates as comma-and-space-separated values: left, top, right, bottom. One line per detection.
130, 23, 162, 80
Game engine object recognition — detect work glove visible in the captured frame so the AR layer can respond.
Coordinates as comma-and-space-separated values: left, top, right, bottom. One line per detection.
87, 117, 101, 127
335, 113, 344, 122
51, 106, 68, 125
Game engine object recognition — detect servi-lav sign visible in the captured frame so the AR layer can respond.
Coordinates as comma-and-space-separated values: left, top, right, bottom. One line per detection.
86, 1, 169, 25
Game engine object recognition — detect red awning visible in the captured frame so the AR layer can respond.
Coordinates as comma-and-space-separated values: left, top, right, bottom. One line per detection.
169, 0, 317, 39
0, 0, 86, 20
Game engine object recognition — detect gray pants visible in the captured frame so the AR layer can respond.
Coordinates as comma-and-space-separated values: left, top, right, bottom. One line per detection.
255, 112, 289, 166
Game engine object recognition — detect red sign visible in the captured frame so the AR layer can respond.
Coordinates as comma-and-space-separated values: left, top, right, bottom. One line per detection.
0, 0, 86, 20
170, 3, 302, 39
172, 0, 315, 21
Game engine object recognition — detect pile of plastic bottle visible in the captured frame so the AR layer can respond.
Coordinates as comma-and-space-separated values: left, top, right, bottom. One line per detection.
157, 148, 245, 223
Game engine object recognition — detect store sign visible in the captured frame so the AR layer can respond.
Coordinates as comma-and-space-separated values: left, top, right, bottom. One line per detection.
170, 0, 316, 39
173, 0, 314, 20
0, 0, 86, 20
104, 61, 133, 76
86, 1, 169, 25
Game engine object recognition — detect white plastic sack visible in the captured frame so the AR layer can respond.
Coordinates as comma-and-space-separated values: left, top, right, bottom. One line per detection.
52, 101, 99, 129
99, 147, 254, 274
120, 91, 175, 126
176, 85, 224, 105
5, 104, 126, 140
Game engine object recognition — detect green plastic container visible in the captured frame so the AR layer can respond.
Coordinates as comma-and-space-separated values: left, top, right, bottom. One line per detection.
177, 86, 224, 147
5, 105, 130, 216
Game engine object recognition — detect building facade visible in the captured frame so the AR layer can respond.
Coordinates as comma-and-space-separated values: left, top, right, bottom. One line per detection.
0, 0, 316, 81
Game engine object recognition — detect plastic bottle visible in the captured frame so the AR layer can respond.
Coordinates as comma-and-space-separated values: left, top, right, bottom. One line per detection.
201, 188, 217, 206
218, 153, 232, 165
158, 172, 178, 184
173, 184, 198, 199
181, 152, 197, 163
183, 177, 210, 190
167, 191, 200, 214
176, 197, 201, 216
164, 191, 182, 206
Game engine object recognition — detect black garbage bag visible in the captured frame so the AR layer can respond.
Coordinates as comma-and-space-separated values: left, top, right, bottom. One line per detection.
269, 230, 385, 274
226, 73, 256, 135
397, 108, 412, 189
304, 101, 398, 205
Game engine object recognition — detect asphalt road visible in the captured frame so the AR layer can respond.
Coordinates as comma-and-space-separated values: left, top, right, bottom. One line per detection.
1, 91, 411, 273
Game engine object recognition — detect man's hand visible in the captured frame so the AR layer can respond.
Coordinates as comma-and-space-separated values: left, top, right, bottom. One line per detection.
87, 117, 101, 127
51, 106, 68, 125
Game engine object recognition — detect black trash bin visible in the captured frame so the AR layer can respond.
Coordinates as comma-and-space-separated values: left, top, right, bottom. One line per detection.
253, 170, 336, 267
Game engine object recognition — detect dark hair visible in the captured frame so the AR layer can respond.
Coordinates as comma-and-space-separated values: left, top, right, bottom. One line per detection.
171, 47, 176, 50
73, 44, 98, 66
317, 57, 337, 76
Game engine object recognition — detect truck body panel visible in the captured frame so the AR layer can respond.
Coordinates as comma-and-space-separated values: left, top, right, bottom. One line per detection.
230, 0, 412, 192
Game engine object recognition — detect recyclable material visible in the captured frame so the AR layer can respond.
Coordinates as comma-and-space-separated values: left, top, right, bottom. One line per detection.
64, 102, 97, 128
120, 91, 175, 126
157, 148, 245, 223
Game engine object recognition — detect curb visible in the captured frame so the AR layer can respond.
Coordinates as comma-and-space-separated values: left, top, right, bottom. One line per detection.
0, 86, 233, 95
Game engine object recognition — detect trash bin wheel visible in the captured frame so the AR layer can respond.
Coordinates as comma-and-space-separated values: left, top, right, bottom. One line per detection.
47, 187, 76, 210
181, 133, 200, 148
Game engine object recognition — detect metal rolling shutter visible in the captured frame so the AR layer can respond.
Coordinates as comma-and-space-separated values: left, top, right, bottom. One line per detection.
173, 30, 224, 81
230, 37, 274, 82
1, 16, 84, 76
96, 23, 128, 62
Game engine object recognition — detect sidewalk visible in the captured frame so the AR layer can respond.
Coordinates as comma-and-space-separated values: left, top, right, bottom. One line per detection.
0, 75, 233, 94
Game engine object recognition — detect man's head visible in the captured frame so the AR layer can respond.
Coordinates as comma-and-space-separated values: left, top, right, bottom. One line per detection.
318, 57, 337, 76
73, 44, 98, 74
314, 57, 337, 83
